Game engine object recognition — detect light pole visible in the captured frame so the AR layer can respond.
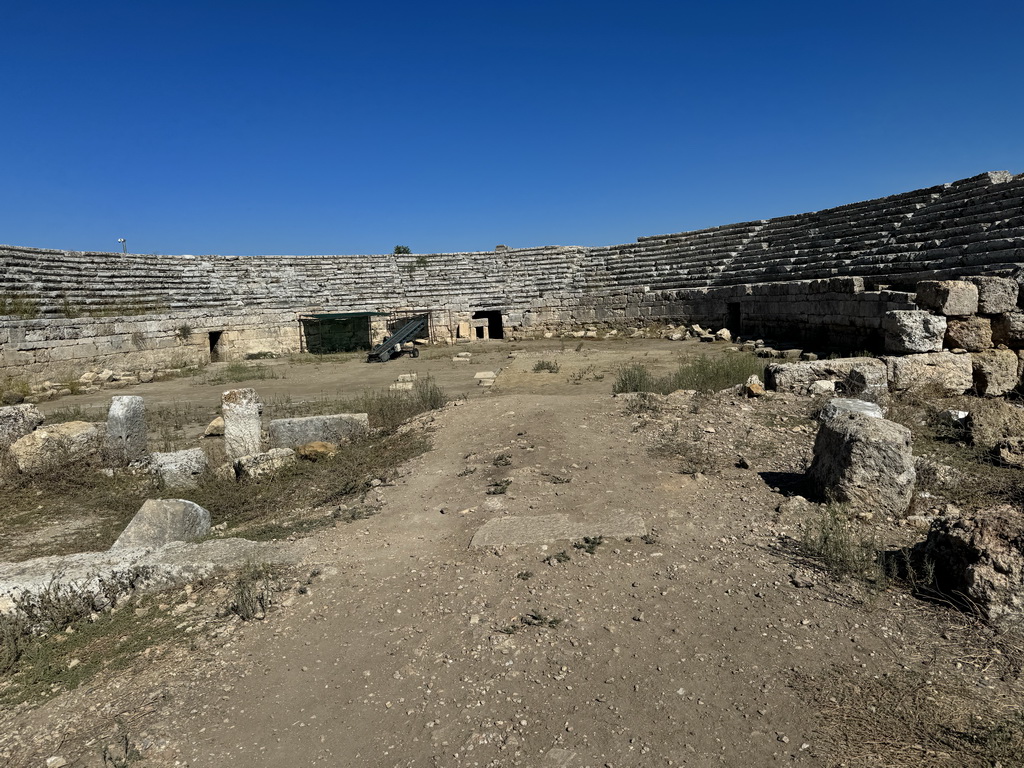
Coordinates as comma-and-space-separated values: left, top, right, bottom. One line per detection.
117, 238, 127, 254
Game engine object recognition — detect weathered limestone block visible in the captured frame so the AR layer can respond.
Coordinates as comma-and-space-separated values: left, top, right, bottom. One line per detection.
991, 311, 1024, 348
9, 422, 101, 473
222, 388, 262, 461
111, 498, 211, 550
807, 413, 916, 517
151, 447, 209, 488
972, 349, 1019, 397
944, 316, 992, 351
0, 404, 44, 450
969, 276, 1018, 314
882, 311, 946, 354
916, 280, 979, 316
103, 395, 148, 464
268, 414, 369, 449
234, 448, 297, 481
915, 505, 1024, 627
764, 358, 887, 398
883, 352, 973, 395
817, 398, 885, 421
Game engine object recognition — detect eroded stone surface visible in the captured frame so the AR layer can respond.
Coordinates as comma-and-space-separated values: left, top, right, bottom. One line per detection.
882, 310, 947, 354
103, 395, 148, 464
151, 447, 208, 488
234, 448, 297, 481
882, 352, 974, 395
764, 358, 887, 398
916, 280, 979, 316
807, 413, 916, 517
972, 349, 1019, 397
8, 421, 101, 473
111, 498, 211, 550
944, 316, 992, 351
916, 505, 1024, 627
222, 388, 263, 461
0, 404, 44, 450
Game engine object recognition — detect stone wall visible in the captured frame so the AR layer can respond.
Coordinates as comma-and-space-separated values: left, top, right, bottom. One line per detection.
2, 170, 1023, 380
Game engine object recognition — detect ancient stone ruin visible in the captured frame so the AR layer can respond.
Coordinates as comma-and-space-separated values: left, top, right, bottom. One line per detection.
2, 170, 1023, 389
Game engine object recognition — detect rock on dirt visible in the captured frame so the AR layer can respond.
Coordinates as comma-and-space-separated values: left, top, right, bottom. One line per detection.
807, 412, 916, 517
111, 499, 212, 550
915, 504, 1024, 627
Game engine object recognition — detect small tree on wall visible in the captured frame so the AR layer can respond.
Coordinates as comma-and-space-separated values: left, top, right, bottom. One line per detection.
393, 245, 412, 254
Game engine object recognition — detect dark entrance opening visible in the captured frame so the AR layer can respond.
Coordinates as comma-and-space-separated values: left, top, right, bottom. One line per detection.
472, 310, 504, 340
726, 303, 742, 335
208, 331, 223, 362
300, 313, 379, 354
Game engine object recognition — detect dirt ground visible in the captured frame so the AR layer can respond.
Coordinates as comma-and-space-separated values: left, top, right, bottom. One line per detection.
1, 339, 1015, 767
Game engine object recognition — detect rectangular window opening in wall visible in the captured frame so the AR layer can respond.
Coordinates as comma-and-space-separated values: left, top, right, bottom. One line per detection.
208, 331, 224, 362
472, 310, 504, 340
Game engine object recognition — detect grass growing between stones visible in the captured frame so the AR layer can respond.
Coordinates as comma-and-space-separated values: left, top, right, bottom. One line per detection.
1, 380, 447, 558
0, 579, 183, 708
265, 376, 449, 432
187, 429, 432, 537
612, 353, 764, 395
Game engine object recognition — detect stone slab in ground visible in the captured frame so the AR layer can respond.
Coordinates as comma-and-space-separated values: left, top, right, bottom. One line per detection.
0, 538, 304, 613
470, 511, 646, 548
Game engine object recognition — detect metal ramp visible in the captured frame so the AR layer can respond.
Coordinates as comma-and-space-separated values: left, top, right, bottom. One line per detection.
366, 315, 428, 362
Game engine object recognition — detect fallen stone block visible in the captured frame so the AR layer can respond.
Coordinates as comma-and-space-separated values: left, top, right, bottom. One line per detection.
151, 447, 209, 488
9, 421, 101, 473
389, 382, 414, 391
972, 349, 1019, 397
969, 276, 1018, 314
103, 395, 148, 464
267, 414, 369, 449
916, 280, 979, 316
396, 373, 418, 383
807, 412, 916, 517
882, 310, 946, 354
764, 358, 887, 398
914, 505, 1024, 627
0, 538, 303, 615
234, 448, 297, 481
474, 371, 498, 379
222, 388, 263, 461
111, 498, 211, 550
807, 380, 836, 396
883, 352, 974, 395
944, 316, 993, 351
0, 404, 44, 451
744, 374, 765, 397
817, 398, 885, 421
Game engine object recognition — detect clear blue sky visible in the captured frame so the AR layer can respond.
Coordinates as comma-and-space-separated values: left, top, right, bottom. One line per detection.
2, 1, 1020, 256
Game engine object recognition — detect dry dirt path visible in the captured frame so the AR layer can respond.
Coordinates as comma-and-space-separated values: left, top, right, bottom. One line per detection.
141, 389, 890, 768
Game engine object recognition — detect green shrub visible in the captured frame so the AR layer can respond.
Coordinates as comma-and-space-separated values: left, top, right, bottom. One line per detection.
533, 360, 560, 373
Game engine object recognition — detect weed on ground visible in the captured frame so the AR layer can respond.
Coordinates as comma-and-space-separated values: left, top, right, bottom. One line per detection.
613, 354, 764, 395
